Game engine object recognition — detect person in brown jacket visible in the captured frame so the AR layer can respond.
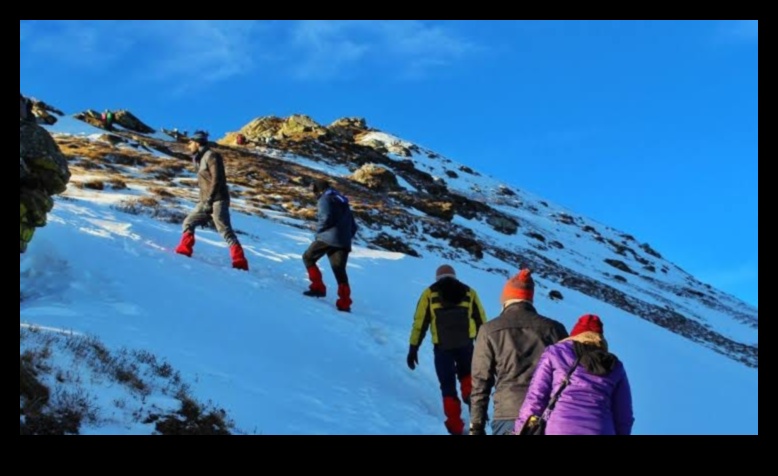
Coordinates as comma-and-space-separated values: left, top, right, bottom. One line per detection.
174, 131, 249, 271
468, 268, 568, 435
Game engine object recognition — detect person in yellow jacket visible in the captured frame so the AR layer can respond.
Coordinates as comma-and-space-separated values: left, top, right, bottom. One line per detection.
407, 264, 488, 435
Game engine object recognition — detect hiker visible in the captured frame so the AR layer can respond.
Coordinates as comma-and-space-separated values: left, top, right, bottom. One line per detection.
468, 269, 568, 435
514, 314, 634, 435
406, 265, 488, 435
175, 131, 249, 271
302, 178, 357, 312
101, 110, 114, 131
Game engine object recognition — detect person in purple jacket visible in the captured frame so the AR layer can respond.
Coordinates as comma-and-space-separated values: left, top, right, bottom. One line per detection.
514, 314, 634, 435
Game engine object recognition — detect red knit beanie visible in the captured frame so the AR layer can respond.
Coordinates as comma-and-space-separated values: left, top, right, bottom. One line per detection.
571, 314, 604, 337
500, 269, 535, 304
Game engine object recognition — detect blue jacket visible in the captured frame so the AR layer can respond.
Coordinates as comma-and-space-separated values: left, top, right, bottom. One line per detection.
316, 188, 357, 250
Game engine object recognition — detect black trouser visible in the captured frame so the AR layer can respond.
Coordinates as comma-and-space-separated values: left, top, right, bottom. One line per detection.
434, 343, 473, 401
303, 240, 349, 285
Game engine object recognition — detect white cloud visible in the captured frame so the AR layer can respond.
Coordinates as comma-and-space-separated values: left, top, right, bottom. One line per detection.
20, 20, 480, 87
23, 20, 131, 66
287, 20, 480, 80
131, 21, 261, 87
20, 20, 261, 89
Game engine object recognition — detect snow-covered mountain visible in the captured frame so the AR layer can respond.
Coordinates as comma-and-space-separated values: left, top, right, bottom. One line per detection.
19, 108, 758, 435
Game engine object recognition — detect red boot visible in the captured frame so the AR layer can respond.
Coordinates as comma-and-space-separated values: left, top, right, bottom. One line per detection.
230, 243, 249, 271
443, 396, 465, 435
175, 231, 195, 257
303, 266, 326, 297
336, 283, 352, 312
460, 375, 472, 408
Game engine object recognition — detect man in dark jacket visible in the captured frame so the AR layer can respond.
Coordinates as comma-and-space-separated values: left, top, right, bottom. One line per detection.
302, 178, 358, 312
175, 131, 249, 271
407, 264, 488, 435
468, 268, 568, 435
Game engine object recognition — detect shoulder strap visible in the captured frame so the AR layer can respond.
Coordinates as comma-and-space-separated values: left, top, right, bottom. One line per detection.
540, 353, 582, 420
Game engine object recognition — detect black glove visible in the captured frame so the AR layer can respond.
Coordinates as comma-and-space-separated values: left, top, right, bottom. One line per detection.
202, 200, 214, 214
469, 423, 485, 435
406, 344, 419, 370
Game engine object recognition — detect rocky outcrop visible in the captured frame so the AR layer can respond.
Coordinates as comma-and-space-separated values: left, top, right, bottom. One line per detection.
327, 117, 368, 141
355, 132, 414, 157
30, 99, 64, 125
371, 232, 420, 257
233, 116, 285, 143
114, 110, 155, 134
350, 163, 399, 192
73, 110, 106, 128
221, 114, 331, 144
20, 94, 64, 125
486, 213, 519, 235
73, 109, 155, 134
277, 114, 329, 141
20, 120, 71, 253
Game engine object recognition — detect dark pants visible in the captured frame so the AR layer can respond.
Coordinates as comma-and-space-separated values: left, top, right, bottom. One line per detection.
182, 200, 239, 247
433, 343, 473, 402
302, 240, 349, 284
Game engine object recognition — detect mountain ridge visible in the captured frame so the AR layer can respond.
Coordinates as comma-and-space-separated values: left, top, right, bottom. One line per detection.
26, 102, 758, 370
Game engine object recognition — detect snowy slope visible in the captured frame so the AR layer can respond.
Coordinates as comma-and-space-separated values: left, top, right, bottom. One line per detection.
19, 117, 757, 435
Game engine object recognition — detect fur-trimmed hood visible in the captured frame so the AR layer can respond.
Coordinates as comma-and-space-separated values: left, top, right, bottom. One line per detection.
561, 331, 619, 376
561, 331, 608, 351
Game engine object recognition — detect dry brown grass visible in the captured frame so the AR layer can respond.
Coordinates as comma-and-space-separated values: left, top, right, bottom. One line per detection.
148, 186, 175, 198
79, 179, 105, 190
112, 196, 186, 224
106, 178, 128, 190
20, 326, 238, 435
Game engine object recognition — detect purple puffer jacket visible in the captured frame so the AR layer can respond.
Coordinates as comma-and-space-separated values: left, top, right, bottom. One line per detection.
514, 333, 634, 435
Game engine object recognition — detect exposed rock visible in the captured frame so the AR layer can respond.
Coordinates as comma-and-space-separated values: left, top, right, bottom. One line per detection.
449, 234, 483, 260
411, 199, 455, 221
498, 185, 516, 196
20, 121, 71, 253
361, 138, 388, 155
548, 290, 564, 301
29, 98, 64, 125
73, 110, 105, 128
640, 242, 663, 259
486, 214, 519, 235
604, 258, 637, 275
526, 231, 546, 242
556, 213, 575, 225
114, 110, 155, 134
20, 94, 32, 121
350, 164, 400, 192
278, 114, 329, 141
328, 117, 368, 141
458, 165, 477, 175
371, 232, 420, 257
161, 128, 190, 143
386, 140, 412, 157
222, 116, 284, 144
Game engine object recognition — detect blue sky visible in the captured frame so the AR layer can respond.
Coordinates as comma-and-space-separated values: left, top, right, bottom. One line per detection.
20, 19, 758, 307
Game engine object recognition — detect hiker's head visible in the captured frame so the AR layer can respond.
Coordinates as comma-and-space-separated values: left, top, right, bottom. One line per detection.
187, 130, 208, 153
311, 178, 330, 196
